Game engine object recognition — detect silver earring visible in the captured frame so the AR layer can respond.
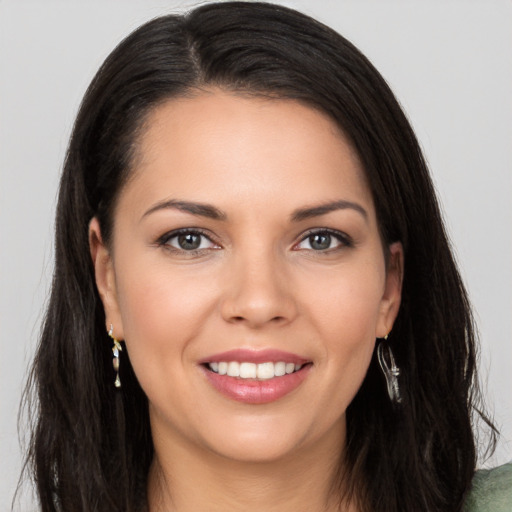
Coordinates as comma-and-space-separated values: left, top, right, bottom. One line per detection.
108, 324, 122, 388
377, 335, 402, 405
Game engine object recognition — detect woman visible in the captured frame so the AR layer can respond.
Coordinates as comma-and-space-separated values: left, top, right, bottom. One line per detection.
20, 2, 509, 511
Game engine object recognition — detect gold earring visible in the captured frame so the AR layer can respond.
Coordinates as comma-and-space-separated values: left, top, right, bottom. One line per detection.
108, 324, 122, 388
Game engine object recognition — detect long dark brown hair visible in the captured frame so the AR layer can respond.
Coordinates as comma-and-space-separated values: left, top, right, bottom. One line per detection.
20, 2, 495, 511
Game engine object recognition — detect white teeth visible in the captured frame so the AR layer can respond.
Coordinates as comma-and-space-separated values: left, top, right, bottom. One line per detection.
218, 362, 228, 375
257, 362, 275, 380
239, 362, 257, 378
274, 361, 286, 377
227, 361, 240, 377
208, 361, 304, 379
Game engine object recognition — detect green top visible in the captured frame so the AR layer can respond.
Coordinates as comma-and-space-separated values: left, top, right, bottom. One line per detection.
464, 463, 512, 511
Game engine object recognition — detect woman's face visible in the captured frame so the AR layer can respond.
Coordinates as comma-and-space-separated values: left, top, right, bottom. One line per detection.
91, 90, 402, 463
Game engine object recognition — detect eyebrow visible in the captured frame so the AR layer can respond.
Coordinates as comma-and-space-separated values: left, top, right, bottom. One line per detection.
291, 200, 368, 222
141, 199, 227, 221
141, 198, 367, 223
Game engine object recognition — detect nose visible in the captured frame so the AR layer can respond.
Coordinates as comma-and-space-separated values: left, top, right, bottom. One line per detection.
220, 249, 298, 329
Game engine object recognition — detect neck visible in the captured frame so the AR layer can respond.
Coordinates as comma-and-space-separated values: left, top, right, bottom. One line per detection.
147, 420, 358, 512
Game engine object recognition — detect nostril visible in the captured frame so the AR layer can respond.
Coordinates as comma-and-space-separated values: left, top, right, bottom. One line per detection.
231, 315, 285, 324
221, 293, 298, 327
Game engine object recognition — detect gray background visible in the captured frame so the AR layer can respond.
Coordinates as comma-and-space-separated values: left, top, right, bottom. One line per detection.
1, 0, 511, 509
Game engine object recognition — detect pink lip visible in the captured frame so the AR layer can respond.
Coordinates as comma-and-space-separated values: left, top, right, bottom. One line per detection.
199, 349, 312, 404
202, 366, 311, 404
199, 348, 308, 365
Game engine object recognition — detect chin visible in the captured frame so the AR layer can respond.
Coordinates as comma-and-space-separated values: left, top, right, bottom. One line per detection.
207, 434, 304, 464
197, 413, 332, 465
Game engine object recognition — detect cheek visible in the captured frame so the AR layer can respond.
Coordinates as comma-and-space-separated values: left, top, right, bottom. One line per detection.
303, 260, 385, 383
307, 260, 385, 338
113, 260, 215, 386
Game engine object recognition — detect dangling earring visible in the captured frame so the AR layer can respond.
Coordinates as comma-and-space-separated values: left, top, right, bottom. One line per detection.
377, 334, 402, 405
108, 324, 122, 388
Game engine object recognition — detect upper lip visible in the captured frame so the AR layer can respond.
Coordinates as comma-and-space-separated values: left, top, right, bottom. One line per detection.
199, 348, 309, 365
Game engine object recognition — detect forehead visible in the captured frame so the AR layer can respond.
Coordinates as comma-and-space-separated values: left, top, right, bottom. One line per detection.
121, 90, 374, 219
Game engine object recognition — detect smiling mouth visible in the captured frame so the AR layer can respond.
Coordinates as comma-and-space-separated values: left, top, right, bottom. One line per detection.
201, 355, 312, 403
206, 361, 307, 380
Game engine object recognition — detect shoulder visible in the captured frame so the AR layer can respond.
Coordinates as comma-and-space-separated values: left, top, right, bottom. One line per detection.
464, 463, 512, 512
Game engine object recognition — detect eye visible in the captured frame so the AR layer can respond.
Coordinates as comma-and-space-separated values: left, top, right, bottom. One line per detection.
295, 229, 352, 251
158, 229, 219, 252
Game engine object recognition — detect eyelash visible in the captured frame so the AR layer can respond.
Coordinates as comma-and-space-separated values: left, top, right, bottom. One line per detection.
156, 227, 353, 255
157, 228, 219, 255
294, 228, 354, 252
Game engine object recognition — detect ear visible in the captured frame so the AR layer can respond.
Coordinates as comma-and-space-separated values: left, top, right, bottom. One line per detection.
376, 241, 404, 338
89, 217, 124, 340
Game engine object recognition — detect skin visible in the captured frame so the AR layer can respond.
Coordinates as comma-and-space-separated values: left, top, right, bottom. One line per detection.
90, 90, 403, 512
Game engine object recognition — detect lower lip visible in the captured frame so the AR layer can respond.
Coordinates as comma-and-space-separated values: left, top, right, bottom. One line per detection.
202, 365, 311, 404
